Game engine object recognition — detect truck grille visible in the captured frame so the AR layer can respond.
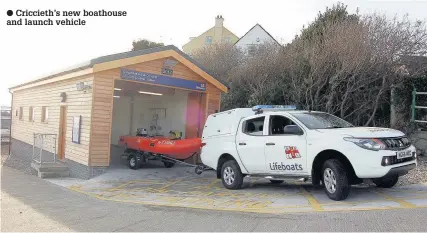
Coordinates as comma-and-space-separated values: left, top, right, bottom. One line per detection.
379, 137, 411, 150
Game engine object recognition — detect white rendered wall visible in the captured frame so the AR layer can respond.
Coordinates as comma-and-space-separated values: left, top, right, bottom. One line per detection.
235, 25, 276, 51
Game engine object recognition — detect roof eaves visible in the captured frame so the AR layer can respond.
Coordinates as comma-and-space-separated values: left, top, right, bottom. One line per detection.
257, 24, 281, 46
234, 23, 281, 47
9, 44, 229, 91
182, 26, 215, 48
9, 62, 92, 91
234, 24, 258, 45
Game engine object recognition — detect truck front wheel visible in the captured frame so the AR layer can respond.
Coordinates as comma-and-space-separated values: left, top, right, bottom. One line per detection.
322, 159, 350, 201
221, 160, 244, 189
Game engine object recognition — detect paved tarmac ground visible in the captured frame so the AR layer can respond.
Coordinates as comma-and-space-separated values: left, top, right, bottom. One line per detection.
2, 165, 427, 231
46, 161, 427, 214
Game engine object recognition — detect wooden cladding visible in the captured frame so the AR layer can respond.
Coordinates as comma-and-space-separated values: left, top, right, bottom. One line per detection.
88, 74, 114, 166
11, 56, 224, 168
11, 75, 94, 165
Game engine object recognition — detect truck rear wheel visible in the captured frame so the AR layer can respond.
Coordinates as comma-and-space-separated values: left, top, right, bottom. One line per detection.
322, 159, 350, 201
221, 160, 243, 189
373, 174, 399, 188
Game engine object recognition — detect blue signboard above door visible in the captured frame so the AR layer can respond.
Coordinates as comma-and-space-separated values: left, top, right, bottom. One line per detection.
120, 68, 206, 91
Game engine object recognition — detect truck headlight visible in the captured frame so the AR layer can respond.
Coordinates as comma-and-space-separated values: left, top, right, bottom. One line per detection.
343, 137, 386, 151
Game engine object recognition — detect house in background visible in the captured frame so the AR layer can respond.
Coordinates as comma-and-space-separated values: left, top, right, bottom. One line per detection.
234, 24, 281, 55
182, 15, 239, 55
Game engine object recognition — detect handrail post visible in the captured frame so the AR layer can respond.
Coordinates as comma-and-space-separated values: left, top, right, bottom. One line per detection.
411, 88, 417, 122
54, 136, 56, 163
40, 135, 43, 164
32, 133, 35, 162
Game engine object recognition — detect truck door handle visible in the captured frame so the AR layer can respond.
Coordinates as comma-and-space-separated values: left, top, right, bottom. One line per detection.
266, 142, 275, 146
239, 143, 246, 146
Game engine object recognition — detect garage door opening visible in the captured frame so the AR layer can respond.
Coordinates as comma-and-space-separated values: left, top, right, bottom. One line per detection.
109, 80, 206, 168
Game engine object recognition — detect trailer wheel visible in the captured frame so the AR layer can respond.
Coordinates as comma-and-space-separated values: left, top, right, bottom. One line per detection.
195, 165, 204, 175
129, 155, 140, 170
163, 161, 175, 168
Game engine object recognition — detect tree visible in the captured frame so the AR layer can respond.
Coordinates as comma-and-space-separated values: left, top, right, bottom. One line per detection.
131, 39, 164, 51
192, 43, 244, 83
192, 2, 427, 128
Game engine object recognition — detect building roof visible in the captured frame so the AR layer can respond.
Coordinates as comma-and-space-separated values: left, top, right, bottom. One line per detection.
9, 45, 228, 92
234, 23, 281, 47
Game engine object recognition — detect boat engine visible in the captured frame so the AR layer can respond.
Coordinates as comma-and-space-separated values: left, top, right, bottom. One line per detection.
136, 128, 148, 137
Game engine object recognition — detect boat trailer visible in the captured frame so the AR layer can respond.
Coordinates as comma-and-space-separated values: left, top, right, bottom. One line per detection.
122, 148, 213, 175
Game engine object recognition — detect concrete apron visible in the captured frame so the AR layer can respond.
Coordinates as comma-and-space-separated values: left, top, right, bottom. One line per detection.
45, 162, 427, 214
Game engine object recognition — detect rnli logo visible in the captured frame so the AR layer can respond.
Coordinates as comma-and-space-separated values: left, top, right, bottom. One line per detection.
285, 146, 301, 159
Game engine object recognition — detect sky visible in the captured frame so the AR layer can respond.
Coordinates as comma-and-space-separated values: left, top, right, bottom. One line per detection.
1, 0, 426, 106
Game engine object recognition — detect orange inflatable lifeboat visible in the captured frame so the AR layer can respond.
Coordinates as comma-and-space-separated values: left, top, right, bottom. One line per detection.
118, 135, 202, 160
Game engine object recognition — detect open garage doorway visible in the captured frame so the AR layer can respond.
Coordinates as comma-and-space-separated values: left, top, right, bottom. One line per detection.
109, 80, 206, 168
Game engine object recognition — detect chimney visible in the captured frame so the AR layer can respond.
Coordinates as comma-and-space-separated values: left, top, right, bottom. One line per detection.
215, 15, 224, 27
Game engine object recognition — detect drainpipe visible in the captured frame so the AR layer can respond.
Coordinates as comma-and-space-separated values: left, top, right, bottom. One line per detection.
129, 95, 134, 135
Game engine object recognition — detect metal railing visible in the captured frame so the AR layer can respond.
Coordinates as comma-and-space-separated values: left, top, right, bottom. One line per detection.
32, 133, 57, 164
411, 88, 427, 124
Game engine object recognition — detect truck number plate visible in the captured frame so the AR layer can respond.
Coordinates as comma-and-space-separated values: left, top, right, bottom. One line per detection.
396, 150, 412, 159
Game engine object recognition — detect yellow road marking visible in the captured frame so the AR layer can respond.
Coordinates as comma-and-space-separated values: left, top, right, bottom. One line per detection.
370, 190, 416, 208
300, 187, 323, 211
206, 179, 220, 189
158, 179, 184, 191
67, 185, 427, 214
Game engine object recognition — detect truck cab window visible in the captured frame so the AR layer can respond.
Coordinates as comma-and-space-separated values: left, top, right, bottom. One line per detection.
269, 115, 296, 135
243, 116, 265, 136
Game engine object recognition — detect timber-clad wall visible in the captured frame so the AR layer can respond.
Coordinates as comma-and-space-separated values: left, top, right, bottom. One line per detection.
11, 75, 94, 165
88, 74, 114, 166
89, 57, 222, 166
11, 55, 223, 168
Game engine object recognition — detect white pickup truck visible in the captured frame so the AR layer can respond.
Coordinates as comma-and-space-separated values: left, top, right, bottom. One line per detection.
200, 105, 417, 201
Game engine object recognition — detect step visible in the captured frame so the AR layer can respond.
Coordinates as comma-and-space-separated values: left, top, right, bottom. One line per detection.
31, 161, 70, 178
38, 170, 70, 179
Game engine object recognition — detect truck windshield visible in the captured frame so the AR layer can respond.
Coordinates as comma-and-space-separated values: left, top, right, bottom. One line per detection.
289, 112, 354, 129
1, 119, 11, 129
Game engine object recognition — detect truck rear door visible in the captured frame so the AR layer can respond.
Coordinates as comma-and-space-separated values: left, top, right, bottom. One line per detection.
235, 115, 267, 173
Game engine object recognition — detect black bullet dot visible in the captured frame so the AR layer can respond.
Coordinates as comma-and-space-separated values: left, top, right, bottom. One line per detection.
7, 10, 13, 16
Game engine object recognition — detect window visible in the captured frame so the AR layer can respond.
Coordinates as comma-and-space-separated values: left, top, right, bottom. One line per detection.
248, 44, 257, 56
19, 107, 23, 120
29, 107, 35, 122
222, 36, 231, 43
243, 116, 265, 136
205, 36, 212, 45
269, 115, 298, 135
289, 112, 354, 129
15, 109, 18, 117
42, 106, 48, 122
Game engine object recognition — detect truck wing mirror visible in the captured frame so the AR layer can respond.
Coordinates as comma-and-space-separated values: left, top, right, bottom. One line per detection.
283, 125, 303, 135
